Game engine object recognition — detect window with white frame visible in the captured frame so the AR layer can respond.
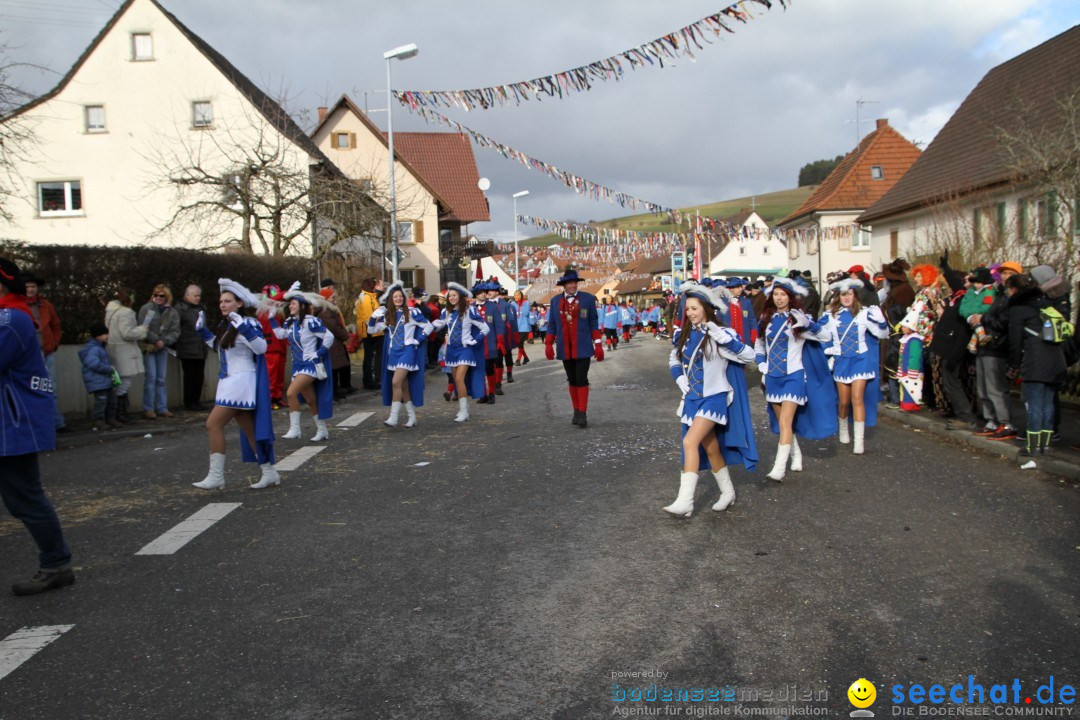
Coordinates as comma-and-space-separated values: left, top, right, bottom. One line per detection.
132, 33, 153, 61
192, 101, 213, 128
853, 227, 872, 249
38, 181, 82, 216
85, 105, 106, 132
396, 221, 413, 244
870, 165, 884, 180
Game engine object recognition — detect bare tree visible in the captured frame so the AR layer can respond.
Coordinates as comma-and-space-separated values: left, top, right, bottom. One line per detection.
0, 42, 48, 227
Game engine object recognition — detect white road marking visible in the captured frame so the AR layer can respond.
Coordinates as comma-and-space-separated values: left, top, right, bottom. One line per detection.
274, 445, 327, 472
337, 411, 373, 428
0, 625, 74, 682
135, 503, 242, 555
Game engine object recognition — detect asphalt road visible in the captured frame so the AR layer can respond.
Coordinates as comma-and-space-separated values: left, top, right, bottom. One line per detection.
1, 336, 1077, 719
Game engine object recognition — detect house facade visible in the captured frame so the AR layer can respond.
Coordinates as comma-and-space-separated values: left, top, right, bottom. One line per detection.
3, 0, 330, 254
313, 95, 490, 294
778, 119, 922, 292
706, 210, 788, 278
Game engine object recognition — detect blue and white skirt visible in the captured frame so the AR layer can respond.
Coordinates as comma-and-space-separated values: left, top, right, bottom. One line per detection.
444, 343, 476, 368
765, 370, 807, 405
215, 371, 257, 409
833, 354, 877, 384
679, 393, 729, 427
292, 358, 319, 378
387, 344, 420, 372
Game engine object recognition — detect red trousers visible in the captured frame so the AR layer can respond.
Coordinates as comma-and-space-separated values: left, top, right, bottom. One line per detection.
266, 352, 286, 401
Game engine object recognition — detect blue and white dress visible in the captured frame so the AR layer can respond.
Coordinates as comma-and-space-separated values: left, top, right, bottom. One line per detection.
670, 323, 756, 426
275, 315, 333, 378
435, 306, 489, 367
370, 307, 433, 372
825, 306, 889, 383
199, 318, 267, 409
754, 311, 831, 405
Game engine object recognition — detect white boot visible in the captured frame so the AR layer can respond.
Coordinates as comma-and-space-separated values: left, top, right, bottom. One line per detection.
790, 437, 803, 472
193, 453, 225, 490
282, 411, 302, 439
767, 443, 791, 482
853, 421, 866, 455
311, 418, 329, 442
384, 402, 402, 427
663, 471, 698, 517
711, 467, 736, 511
838, 416, 850, 444
404, 401, 418, 428
250, 463, 280, 489
454, 398, 469, 423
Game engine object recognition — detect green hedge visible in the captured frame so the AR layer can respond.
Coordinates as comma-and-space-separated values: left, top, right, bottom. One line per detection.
1, 243, 316, 343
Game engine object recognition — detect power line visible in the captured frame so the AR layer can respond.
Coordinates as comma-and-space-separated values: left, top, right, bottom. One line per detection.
0, 14, 102, 29
0, 1, 112, 16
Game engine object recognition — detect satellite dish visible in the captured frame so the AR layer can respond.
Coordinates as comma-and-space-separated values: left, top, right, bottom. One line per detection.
477, 177, 491, 191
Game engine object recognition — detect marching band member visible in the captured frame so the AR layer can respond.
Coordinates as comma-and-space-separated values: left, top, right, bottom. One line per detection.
275, 283, 334, 442
476, 282, 505, 403
824, 279, 889, 454
602, 297, 620, 350
193, 279, 278, 490
545, 270, 603, 427
433, 282, 489, 422
257, 284, 288, 409
369, 282, 434, 428
663, 282, 757, 517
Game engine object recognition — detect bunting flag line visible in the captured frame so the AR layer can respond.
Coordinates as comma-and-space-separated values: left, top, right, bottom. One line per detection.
409, 106, 673, 214
392, 1, 788, 112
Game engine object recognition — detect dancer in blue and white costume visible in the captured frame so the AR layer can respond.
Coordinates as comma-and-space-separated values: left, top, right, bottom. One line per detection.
433, 282, 490, 423
193, 279, 278, 490
369, 282, 434, 428
275, 283, 335, 442
663, 282, 757, 518
824, 278, 889, 455
754, 277, 837, 481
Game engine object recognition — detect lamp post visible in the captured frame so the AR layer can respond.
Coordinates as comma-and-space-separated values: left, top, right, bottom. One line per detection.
383, 42, 418, 283
512, 190, 529, 290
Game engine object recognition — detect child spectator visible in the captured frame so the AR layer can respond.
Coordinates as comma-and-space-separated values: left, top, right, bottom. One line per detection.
79, 324, 121, 431
897, 310, 925, 412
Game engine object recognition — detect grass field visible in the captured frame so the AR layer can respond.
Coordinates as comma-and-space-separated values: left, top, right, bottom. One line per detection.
521, 186, 814, 247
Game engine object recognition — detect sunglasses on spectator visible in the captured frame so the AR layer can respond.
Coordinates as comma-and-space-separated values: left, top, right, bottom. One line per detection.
153, 293, 167, 298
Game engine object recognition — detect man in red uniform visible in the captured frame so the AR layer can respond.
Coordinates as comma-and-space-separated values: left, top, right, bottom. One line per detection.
258, 284, 289, 409
545, 270, 603, 427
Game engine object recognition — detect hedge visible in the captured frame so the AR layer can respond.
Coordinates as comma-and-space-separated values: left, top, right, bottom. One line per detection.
0, 243, 317, 344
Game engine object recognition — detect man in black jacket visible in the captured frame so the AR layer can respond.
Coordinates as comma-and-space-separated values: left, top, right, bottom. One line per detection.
932, 267, 978, 430
173, 285, 208, 411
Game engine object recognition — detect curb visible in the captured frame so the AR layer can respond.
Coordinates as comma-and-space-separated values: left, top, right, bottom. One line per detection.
878, 406, 1080, 482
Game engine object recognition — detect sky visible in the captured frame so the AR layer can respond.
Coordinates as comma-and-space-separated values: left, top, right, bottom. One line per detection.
3, 0, 1079, 245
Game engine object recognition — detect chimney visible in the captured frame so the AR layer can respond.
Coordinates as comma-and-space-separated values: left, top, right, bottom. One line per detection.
876, 118, 888, 130
317, 106, 328, 122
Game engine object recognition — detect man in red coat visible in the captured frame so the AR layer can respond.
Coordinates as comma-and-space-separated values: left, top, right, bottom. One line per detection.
545, 270, 603, 427
259, 284, 289, 409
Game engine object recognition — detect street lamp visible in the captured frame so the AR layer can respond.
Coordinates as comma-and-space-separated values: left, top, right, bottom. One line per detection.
383, 42, 419, 283
513, 190, 529, 290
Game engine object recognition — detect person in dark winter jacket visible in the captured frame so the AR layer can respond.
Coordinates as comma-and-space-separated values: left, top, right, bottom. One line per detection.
931, 258, 978, 430
79, 324, 121, 431
968, 262, 1021, 440
137, 284, 181, 419
1006, 274, 1066, 459
173, 285, 209, 411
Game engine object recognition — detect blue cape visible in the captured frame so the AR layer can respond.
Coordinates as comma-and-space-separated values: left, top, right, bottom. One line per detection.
681, 363, 758, 472
239, 354, 275, 465
381, 338, 427, 407
768, 340, 839, 440
463, 343, 487, 399
862, 336, 881, 427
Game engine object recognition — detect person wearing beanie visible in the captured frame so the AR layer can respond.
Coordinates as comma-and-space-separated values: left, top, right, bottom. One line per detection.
320, 277, 336, 290
545, 269, 603, 427
369, 282, 433, 428
431, 282, 488, 422
274, 282, 335, 442
78, 323, 122, 431
823, 279, 889, 454
0, 257, 75, 595
662, 282, 757, 518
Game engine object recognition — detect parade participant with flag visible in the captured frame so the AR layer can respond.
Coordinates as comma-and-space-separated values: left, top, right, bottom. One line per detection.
432, 282, 489, 422
275, 283, 335, 442
545, 270, 603, 427
368, 282, 434, 428
663, 281, 757, 517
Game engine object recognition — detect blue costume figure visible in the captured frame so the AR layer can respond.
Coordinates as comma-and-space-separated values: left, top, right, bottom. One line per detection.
433, 282, 489, 422
618, 303, 633, 342
601, 300, 620, 350
369, 282, 434, 428
276, 283, 335, 442
477, 281, 507, 402
514, 294, 532, 366
754, 277, 837, 481
545, 270, 603, 427
498, 287, 518, 384
663, 282, 758, 518
193, 278, 278, 491
824, 278, 890, 455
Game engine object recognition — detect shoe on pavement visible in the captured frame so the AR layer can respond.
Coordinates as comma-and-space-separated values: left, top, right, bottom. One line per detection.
974, 424, 999, 436
56, 425, 73, 434
159, 411, 174, 419
92, 420, 110, 432
987, 426, 1017, 441
946, 420, 981, 431
12, 568, 75, 596
143, 411, 157, 420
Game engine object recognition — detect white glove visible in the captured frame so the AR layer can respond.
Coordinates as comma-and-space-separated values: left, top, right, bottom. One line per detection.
228, 311, 243, 327
676, 375, 690, 395
286, 281, 301, 295
790, 309, 809, 328
824, 345, 840, 356
757, 362, 768, 375
828, 357, 835, 372
195, 311, 206, 331
371, 306, 387, 320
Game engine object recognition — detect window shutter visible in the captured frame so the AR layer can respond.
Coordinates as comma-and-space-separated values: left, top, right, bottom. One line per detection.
415, 268, 426, 291
890, 230, 899, 258
838, 232, 851, 251
414, 220, 424, 243
349, 132, 357, 149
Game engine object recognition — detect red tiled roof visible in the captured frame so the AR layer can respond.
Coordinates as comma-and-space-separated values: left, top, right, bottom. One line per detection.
859, 24, 1080, 224
780, 119, 922, 226
388, 132, 491, 223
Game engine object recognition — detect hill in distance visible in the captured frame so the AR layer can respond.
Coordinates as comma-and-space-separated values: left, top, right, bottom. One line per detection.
520, 185, 815, 248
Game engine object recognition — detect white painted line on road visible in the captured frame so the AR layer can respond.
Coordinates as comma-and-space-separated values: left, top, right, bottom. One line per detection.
275, 445, 327, 472
0, 625, 74, 682
337, 411, 373, 428
135, 503, 242, 556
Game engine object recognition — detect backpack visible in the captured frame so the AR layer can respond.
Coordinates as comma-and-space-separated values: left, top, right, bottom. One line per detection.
1029, 265, 1068, 299
1037, 306, 1075, 344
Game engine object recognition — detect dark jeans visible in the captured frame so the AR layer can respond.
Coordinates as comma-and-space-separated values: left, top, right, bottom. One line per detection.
562, 358, 591, 387
1022, 382, 1056, 433
362, 336, 383, 388
91, 388, 117, 420
181, 357, 206, 408
940, 360, 975, 423
0, 453, 72, 570
333, 365, 352, 393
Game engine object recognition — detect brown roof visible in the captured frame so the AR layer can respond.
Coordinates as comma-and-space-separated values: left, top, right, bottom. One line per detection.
859, 24, 1080, 224
612, 276, 653, 294
780, 119, 922, 226
624, 255, 673, 275
387, 133, 491, 223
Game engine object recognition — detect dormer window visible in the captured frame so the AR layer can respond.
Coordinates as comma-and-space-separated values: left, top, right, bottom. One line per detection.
132, 33, 154, 61
870, 165, 884, 180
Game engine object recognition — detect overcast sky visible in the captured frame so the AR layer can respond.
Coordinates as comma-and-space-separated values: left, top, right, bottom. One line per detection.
4, 0, 1079, 244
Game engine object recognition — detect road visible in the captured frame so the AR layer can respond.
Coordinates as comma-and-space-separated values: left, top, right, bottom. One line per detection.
1, 336, 1078, 719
